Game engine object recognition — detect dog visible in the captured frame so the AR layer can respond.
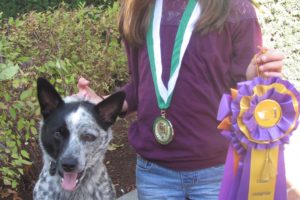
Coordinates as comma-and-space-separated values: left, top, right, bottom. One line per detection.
33, 77, 125, 200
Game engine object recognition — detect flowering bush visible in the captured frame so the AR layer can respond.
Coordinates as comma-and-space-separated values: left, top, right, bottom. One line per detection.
256, 0, 300, 89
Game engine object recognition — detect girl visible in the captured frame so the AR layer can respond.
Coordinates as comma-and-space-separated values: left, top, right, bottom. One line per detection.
78, 0, 284, 199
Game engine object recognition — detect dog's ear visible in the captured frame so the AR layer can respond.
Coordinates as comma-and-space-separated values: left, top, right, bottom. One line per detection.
37, 77, 64, 119
95, 91, 125, 127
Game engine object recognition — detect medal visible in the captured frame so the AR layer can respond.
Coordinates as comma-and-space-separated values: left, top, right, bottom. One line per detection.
153, 110, 174, 145
147, 0, 201, 144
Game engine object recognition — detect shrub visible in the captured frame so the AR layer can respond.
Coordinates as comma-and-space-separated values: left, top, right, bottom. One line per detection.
0, 2, 127, 194
256, 0, 300, 89
0, 0, 117, 18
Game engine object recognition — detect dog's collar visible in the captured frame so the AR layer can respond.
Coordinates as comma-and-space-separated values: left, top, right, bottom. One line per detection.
50, 161, 57, 176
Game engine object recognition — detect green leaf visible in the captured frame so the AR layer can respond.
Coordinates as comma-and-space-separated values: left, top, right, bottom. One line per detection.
8, 17, 14, 25
12, 79, 21, 88
56, 59, 62, 69
11, 153, 19, 159
4, 94, 11, 101
18, 56, 30, 63
11, 179, 17, 189
17, 118, 25, 131
17, 168, 24, 174
16, 139, 21, 147
25, 132, 30, 141
3, 177, 11, 186
13, 101, 25, 111
108, 143, 123, 151
21, 150, 30, 159
30, 127, 38, 135
0, 62, 20, 81
19, 159, 32, 165
9, 107, 16, 120
6, 140, 16, 148
20, 88, 33, 100
0, 102, 7, 110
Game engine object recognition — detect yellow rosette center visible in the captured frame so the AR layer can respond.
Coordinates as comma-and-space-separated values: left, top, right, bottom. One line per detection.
254, 100, 282, 128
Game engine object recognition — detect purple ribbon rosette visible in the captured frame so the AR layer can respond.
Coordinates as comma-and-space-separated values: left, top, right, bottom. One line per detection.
217, 77, 300, 200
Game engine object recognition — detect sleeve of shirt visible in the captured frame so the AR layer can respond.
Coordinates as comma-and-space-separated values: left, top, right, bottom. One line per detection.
229, 5, 263, 84
120, 41, 139, 115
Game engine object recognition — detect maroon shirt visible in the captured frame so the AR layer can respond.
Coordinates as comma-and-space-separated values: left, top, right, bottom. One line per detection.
122, 0, 262, 170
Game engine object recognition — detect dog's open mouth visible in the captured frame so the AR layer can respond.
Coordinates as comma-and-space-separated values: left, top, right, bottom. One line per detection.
60, 171, 84, 191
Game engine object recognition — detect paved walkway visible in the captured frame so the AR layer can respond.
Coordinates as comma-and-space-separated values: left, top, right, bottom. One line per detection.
117, 189, 137, 200
285, 127, 300, 200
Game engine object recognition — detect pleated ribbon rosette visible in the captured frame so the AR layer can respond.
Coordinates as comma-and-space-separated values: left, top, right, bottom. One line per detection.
218, 77, 300, 200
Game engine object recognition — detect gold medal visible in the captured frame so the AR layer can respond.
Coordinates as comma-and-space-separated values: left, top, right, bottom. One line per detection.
153, 110, 174, 145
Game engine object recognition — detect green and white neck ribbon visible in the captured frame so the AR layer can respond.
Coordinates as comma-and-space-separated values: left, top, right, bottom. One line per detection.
147, 0, 201, 110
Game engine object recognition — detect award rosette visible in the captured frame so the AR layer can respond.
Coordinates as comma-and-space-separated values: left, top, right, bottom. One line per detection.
217, 77, 300, 200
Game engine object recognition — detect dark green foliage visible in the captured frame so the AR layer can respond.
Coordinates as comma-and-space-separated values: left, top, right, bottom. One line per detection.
0, 3, 127, 192
0, 0, 117, 18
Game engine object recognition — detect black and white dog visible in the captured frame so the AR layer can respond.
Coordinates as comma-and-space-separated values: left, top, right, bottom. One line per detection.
33, 78, 125, 200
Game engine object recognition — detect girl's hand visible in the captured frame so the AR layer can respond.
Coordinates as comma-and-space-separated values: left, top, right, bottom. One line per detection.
246, 47, 284, 80
76, 77, 103, 104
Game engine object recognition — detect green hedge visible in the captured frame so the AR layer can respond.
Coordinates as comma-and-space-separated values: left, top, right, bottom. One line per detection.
0, 2, 127, 191
0, 0, 117, 18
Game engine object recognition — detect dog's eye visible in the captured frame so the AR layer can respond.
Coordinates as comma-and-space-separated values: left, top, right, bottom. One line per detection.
54, 131, 61, 139
54, 126, 68, 139
80, 134, 96, 142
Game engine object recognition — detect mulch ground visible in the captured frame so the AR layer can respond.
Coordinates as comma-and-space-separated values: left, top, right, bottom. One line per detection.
105, 115, 137, 197
0, 115, 136, 200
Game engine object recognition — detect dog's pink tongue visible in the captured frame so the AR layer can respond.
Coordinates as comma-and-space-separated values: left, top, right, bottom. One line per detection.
61, 172, 78, 191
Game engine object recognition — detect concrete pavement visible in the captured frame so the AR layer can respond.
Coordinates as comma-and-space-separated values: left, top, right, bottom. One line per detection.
285, 127, 300, 199
117, 189, 137, 200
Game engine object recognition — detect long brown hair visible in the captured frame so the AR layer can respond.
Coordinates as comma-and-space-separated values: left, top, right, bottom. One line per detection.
119, 0, 231, 46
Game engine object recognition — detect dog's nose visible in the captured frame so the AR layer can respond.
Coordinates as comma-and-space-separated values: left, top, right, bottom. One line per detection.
61, 158, 78, 172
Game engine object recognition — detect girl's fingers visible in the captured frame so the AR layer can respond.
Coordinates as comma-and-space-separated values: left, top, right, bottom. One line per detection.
259, 61, 284, 72
257, 50, 284, 64
247, 47, 284, 80
262, 71, 283, 78
77, 77, 90, 89
75, 77, 102, 104
76, 77, 90, 99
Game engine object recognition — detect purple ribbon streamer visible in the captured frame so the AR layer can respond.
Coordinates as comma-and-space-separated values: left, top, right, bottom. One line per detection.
218, 145, 235, 200
275, 145, 287, 200
219, 143, 247, 200
236, 149, 251, 200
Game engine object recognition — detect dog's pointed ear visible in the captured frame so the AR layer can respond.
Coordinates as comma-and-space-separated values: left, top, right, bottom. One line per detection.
95, 91, 125, 127
37, 77, 64, 119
